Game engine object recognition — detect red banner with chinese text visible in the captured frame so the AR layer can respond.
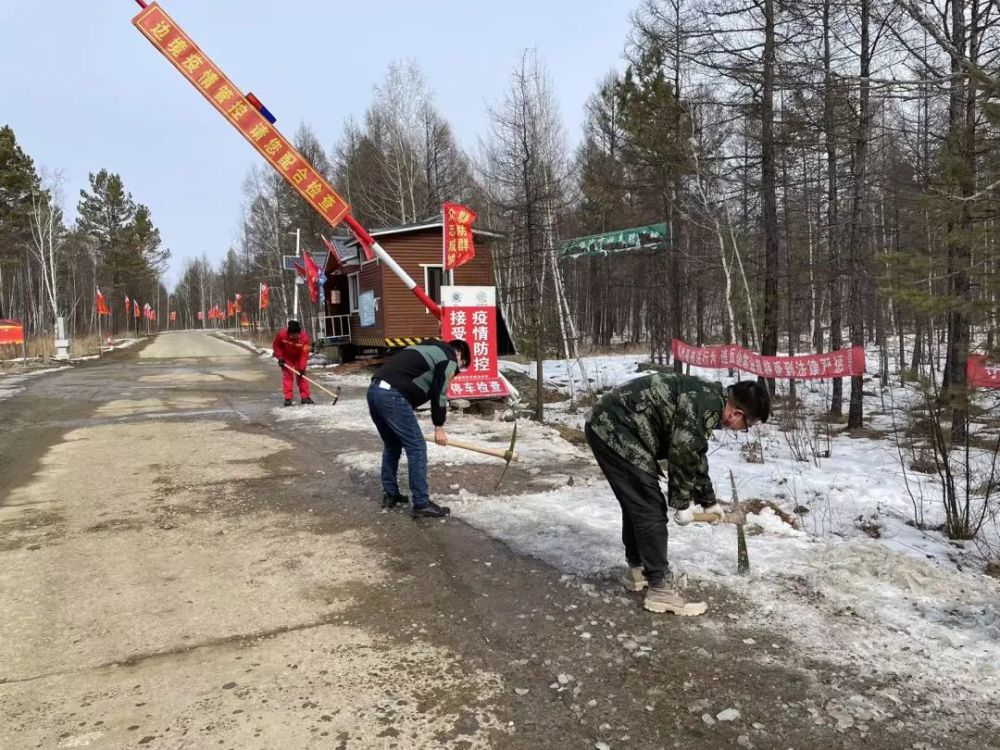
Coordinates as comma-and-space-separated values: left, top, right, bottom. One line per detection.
967, 355, 1000, 387
443, 203, 477, 271
441, 286, 509, 400
133, 4, 350, 230
672, 340, 866, 379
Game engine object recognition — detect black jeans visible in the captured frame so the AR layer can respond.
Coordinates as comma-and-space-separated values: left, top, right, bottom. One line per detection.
585, 423, 670, 586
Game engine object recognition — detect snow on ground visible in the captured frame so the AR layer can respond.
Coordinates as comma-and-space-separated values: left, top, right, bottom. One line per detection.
0, 367, 71, 402
306, 349, 1000, 721
273, 393, 583, 472
271, 348, 1000, 718
500, 353, 649, 395
482, 352, 1000, 719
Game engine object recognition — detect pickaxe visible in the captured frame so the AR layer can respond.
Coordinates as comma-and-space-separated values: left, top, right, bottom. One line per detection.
424, 422, 519, 490
280, 361, 342, 405
688, 472, 749, 574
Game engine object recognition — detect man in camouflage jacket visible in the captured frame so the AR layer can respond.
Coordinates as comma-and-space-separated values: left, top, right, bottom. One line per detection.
585, 373, 769, 616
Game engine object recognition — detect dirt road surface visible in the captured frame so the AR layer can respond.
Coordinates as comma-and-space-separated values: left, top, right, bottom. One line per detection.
0, 332, 990, 749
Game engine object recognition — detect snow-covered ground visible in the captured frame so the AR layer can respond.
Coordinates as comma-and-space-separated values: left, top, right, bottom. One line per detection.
289, 352, 1000, 725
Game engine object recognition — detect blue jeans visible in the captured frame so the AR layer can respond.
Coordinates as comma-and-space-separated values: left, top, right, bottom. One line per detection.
367, 383, 430, 508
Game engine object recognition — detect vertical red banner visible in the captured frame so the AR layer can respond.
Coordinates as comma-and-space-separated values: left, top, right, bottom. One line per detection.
440, 286, 509, 399
443, 202, 477, 271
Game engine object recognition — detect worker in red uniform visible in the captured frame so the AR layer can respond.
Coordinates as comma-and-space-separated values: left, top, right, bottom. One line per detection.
272, 320, 313, 406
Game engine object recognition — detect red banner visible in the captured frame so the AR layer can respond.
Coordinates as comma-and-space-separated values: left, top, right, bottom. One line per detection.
303, 253, 320, 303
259, 282, 270, 310
672, 340, 866, 379
134, 300, 141, 318
0, 319, 24, 345
441, 286, 509, 400
125, 294, 131, 314
967, 355, 1000, 388
133, 3, 350, 230
169, 311, 177, 322
443, 202, 477, 271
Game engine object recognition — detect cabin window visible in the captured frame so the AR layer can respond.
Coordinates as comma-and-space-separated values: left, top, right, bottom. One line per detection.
348, 273, 360, 313
423, 265, 453, 312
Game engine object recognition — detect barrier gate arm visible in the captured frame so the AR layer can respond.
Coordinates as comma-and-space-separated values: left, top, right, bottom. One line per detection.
130, 0, 442, 321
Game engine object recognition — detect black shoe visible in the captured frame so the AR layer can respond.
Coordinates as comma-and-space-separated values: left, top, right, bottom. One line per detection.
411, 500, 450, 519
381, 491, 409, 510
283, 399, 293, 407
301, 397, 315, 405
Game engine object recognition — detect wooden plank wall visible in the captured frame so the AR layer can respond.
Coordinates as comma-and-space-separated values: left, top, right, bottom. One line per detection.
351, 227, 495, 343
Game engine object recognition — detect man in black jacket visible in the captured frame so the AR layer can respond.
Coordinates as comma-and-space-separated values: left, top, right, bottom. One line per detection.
367, 339, 470, 518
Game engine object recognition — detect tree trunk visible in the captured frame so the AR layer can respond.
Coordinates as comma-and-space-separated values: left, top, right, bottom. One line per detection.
847, 0, 871, 429
823, 0, 844, 415
760, 0, 780, 391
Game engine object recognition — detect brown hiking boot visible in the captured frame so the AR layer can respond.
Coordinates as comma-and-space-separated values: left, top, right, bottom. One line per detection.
621, 566, 648, 592
643, 583, 708, 616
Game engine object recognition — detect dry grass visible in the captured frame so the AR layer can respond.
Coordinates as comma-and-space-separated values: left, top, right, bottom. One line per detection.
552, 422, 587, 447
1, 332, 137, 363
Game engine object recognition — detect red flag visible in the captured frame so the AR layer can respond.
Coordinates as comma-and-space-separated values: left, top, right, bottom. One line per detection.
197, 311, 205, 321
134, 300, 140, 318
442, 202, 477, 271
169, 311, 177, 322
143, 303, 152, 320
124, 294, 131, 314
259, 282, 270, 310
227, 300, 235, 318
96, 288, 110, 316
303, 252, 320, 303
234, 293, 243, 313
321, 236, 341, 269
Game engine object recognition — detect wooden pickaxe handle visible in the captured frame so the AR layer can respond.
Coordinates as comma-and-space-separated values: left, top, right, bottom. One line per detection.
281, 362, 340, 401
691, 511, 744, 524
423, 434, 520, 462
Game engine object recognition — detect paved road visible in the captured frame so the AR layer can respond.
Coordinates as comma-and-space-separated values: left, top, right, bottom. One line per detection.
0, 333, 985, 749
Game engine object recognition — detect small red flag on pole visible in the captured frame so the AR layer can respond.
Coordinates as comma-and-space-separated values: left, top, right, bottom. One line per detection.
303, 252, 320, 303
259, 282, 270, 310
96, 288, 111, 316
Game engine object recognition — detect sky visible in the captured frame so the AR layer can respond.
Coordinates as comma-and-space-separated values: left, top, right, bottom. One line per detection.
0, 0, 633, 287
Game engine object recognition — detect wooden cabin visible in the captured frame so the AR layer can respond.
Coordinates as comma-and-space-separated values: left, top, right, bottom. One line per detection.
313, 219, 501, 361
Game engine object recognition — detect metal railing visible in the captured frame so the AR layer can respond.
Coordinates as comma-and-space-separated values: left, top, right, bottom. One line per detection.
314, 314, 351, 343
